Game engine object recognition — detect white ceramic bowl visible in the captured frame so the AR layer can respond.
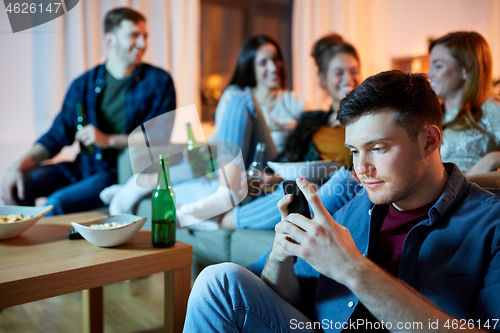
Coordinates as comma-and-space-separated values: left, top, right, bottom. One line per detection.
267, 160, 342, 183
0, 205, 53, 240
71, 214, 147, 248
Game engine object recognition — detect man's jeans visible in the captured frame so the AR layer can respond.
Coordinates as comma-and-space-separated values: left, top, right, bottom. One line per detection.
183, 263, 318, 333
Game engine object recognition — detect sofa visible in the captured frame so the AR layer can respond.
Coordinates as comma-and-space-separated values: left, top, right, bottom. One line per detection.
117, 147, 275, 277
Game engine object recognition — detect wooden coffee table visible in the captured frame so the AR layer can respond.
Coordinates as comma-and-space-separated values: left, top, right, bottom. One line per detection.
0, 211, 192, 333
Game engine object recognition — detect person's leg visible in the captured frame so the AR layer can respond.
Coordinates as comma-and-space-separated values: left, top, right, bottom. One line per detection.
16, 163, 74, 206
46, 171, 115, 215
232, 183, 284, 229
183, 263, 317, 333
169, 160, 195, 185
173, 178, 220, 207
234, 169, 362, 230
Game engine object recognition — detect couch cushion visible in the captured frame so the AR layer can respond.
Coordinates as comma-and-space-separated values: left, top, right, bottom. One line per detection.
230, 229, 275, 268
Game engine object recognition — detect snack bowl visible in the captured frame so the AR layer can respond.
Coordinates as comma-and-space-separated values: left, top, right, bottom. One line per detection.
267, 160, 342, 183
0, 205, 53, 240
71, 214, 147, 248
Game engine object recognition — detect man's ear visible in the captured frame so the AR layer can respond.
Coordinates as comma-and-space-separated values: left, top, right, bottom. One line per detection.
420, 125, 442, 157
319, 72, 327, 90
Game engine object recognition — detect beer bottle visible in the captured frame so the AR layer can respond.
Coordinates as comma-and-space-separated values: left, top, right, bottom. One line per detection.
76, 103, 94, 154
151, 155, 176, 248
241, 143, 266, 205
186, 123, 215, 179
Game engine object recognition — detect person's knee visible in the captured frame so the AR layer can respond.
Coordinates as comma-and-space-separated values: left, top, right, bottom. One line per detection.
192, 263, 249, 298
46, 192, 69, 215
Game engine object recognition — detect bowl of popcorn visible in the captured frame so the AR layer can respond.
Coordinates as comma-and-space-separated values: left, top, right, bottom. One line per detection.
71, 214, 147, 247
0, 205, 53, 240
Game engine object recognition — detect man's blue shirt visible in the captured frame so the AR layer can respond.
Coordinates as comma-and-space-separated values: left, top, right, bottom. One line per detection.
294, 163, 500, 331
37, 62, 176, 178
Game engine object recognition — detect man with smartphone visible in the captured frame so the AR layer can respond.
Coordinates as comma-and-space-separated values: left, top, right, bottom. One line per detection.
183, 71, 500, 332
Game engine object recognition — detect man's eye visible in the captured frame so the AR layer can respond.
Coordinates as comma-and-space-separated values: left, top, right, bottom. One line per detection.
372, 146, 385, 152
349, 150, 358, 156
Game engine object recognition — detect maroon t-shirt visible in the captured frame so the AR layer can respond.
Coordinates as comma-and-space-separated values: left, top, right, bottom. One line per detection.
345, 201, 437, 331
376, 201, 436, 276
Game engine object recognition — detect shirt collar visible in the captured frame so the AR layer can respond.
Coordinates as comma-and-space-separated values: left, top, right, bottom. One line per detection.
425, 163, 470, 225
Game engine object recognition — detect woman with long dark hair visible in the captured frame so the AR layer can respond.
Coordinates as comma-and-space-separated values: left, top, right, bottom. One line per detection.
173, 35, 304, 228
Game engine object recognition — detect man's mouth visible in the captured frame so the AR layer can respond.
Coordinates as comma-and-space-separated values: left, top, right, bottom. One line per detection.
362, 180, 384, 189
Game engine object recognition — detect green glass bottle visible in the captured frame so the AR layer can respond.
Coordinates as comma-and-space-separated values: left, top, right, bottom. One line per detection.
76, 103, 94, 154
186, 123, 215, 179
151, 155, 176, 248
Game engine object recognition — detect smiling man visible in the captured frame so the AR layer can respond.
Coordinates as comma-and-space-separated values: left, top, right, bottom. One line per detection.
183, 71, 500, 332
1, 7, 176, 215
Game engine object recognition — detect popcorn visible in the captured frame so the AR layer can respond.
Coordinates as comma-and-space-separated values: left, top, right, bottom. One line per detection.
89, 221, 131, 229
0, 214, 33, 223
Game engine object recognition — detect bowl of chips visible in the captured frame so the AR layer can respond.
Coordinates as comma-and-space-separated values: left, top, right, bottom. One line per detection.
71, 214, 147, 247
0, 205, 53, 240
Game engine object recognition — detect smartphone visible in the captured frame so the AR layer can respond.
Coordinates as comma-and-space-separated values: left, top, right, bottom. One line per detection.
283, 181, 311, 218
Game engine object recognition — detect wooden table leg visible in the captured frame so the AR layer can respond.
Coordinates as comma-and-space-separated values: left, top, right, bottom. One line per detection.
82, 287, 103, 333
164, 266, 191, 333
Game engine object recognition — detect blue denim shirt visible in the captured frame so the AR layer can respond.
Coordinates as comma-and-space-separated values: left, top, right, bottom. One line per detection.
37, 63, 176, 178
295, 163, 500, 331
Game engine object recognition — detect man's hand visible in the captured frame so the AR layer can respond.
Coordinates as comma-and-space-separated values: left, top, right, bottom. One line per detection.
275, 177, 365, 286
75, 125, 110, 148
269, 193, 303, 263
1, 167, 24, 204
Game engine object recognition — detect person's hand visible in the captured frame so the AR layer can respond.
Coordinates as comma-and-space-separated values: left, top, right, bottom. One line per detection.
268, 192, 299, 263
238, 170, 282, 196
275, 177, 365, 286
75, 125, 110, 148
1, 167, 24, 204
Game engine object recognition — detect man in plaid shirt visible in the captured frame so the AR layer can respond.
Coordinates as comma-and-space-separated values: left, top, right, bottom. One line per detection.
1, 7, 176, 215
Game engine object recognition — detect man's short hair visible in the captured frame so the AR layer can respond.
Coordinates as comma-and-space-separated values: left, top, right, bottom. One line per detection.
337, 70, 443, 141
104, 7, 146, 33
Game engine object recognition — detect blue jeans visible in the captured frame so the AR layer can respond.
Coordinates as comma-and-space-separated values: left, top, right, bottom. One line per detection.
183, 263, 318, 333
18, 162, 115, 216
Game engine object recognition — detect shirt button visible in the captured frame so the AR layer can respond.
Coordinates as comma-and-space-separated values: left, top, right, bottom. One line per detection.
95, 87, 101, 93
348, 301, 354, 308
70, 177, 77, 183
95, 153, 102, 160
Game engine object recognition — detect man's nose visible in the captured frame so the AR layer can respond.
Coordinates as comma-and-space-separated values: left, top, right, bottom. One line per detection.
355, 154, 374, 177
